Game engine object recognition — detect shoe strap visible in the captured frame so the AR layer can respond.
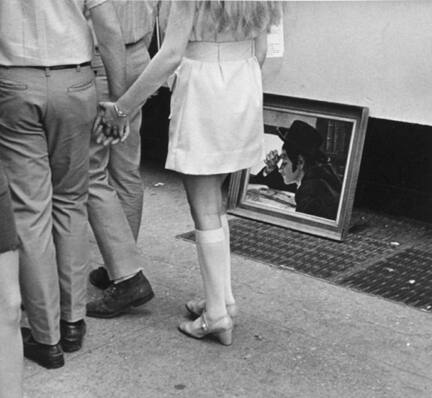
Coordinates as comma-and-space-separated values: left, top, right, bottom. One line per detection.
200, 313, 209, 332
200, 312, 231, 332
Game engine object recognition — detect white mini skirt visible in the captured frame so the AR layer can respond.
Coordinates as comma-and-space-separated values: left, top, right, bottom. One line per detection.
165, 40, 264, 175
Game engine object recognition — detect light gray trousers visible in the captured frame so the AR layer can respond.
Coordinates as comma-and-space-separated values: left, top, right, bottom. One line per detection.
0, 65, 96, 344
88, 41, 150, 280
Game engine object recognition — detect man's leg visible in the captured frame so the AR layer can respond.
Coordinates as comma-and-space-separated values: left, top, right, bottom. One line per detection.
0, 67, 64, 369
46, 66, 96, 350
108, 41, 149, 239
88, 45, 147, 287
109, 103, 143, 240
88, 72, 143, 281
0, 67, 61, 346
87, 107, 154, 318
86, 46, 153, 318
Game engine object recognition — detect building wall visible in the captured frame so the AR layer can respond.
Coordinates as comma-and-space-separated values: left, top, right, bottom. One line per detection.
263, 1, 432, 126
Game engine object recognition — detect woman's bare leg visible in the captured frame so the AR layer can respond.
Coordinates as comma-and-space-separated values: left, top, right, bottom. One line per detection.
182, 174, 228, 320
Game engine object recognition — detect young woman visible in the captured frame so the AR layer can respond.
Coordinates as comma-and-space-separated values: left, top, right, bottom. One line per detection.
95, 1, 282, 345
0, 163, 22, 398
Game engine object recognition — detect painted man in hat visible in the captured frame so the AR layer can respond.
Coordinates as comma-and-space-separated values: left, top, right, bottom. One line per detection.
255, 120, 342, 219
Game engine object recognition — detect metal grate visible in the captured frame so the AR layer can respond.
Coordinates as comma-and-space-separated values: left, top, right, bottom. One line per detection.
178, 211, 432, 312
340, 247, 432, 312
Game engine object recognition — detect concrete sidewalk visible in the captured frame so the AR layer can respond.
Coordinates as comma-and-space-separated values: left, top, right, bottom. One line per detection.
23, 162, 432, 398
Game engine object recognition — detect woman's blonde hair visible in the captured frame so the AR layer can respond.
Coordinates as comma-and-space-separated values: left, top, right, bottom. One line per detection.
198, 1, 282, 36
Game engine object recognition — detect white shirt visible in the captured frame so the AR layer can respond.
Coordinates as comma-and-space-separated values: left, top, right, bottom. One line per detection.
0, 0, 106, 66
112, 0, 157, 47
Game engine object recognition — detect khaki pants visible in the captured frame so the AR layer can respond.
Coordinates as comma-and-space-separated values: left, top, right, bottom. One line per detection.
88, 40, 150, 280
0, 65, 96, 344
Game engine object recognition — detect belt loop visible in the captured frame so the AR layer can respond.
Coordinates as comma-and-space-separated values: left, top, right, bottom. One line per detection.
45, 67, 50, 77
217, 43, 225, 81
77, 64, 81, 72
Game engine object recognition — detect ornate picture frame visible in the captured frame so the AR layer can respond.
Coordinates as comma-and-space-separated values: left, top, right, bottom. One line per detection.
227, 94, 369, 241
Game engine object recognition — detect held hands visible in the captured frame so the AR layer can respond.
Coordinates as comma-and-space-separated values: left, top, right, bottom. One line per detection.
92, 102, 130, 146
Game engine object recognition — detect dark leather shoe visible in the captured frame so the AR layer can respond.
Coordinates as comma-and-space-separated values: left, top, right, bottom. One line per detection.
60, 319, 86, 353
89, 267, 111, 290
86, 271, 154, 318
21, 328, 64, 369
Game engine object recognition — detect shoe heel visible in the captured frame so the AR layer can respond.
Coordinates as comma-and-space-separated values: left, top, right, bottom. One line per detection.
48, 355, 65, 369
39, 353, 65, 369
215, 329, 233, 346
61, 341, 81, 353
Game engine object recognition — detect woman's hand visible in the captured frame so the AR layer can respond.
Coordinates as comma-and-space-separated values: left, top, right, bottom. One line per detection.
92, 102, 130, 146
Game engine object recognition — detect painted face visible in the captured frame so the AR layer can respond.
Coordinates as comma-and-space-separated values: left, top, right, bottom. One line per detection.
278, 150, 302, 185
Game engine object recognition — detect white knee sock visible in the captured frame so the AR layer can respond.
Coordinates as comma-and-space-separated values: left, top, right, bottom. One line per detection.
195, 227, 227, 319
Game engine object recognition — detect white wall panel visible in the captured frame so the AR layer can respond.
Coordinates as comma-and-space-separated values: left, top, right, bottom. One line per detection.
263, 1, 432, 125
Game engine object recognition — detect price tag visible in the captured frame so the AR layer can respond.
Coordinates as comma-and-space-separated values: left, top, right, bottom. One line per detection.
266, 23, 284, 58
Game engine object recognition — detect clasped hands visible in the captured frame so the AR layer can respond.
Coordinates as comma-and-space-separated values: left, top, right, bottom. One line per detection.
92, 102, 130, 146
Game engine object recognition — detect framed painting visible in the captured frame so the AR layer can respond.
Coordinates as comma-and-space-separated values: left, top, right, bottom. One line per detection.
227, 94, 369, 241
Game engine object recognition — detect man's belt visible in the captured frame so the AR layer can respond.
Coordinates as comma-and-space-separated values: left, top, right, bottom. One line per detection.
0, 62, 91, 70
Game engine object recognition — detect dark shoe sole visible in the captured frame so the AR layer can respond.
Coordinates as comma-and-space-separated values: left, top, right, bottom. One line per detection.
86, 291, 155, 319
61, 340, 82, 353
23, 349, 65, 369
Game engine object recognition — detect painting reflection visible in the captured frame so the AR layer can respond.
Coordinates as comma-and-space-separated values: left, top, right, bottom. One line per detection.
246, 111, 353, 221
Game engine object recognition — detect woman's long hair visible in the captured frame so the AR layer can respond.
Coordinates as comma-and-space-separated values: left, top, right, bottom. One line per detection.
198, 1, 282, 36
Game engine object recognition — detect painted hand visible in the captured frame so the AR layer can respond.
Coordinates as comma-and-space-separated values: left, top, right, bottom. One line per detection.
264, 149, 281, 174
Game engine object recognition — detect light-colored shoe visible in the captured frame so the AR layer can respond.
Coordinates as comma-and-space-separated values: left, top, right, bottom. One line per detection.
178, 312, 233, 346
185, 299, 239, 318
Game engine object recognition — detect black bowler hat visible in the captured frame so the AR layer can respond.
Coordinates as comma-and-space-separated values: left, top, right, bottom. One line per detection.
282, 120, 323, 156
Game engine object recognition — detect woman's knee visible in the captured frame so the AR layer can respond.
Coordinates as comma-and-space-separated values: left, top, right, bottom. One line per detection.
183, 174, 225, 229
191, 208, 222, 230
